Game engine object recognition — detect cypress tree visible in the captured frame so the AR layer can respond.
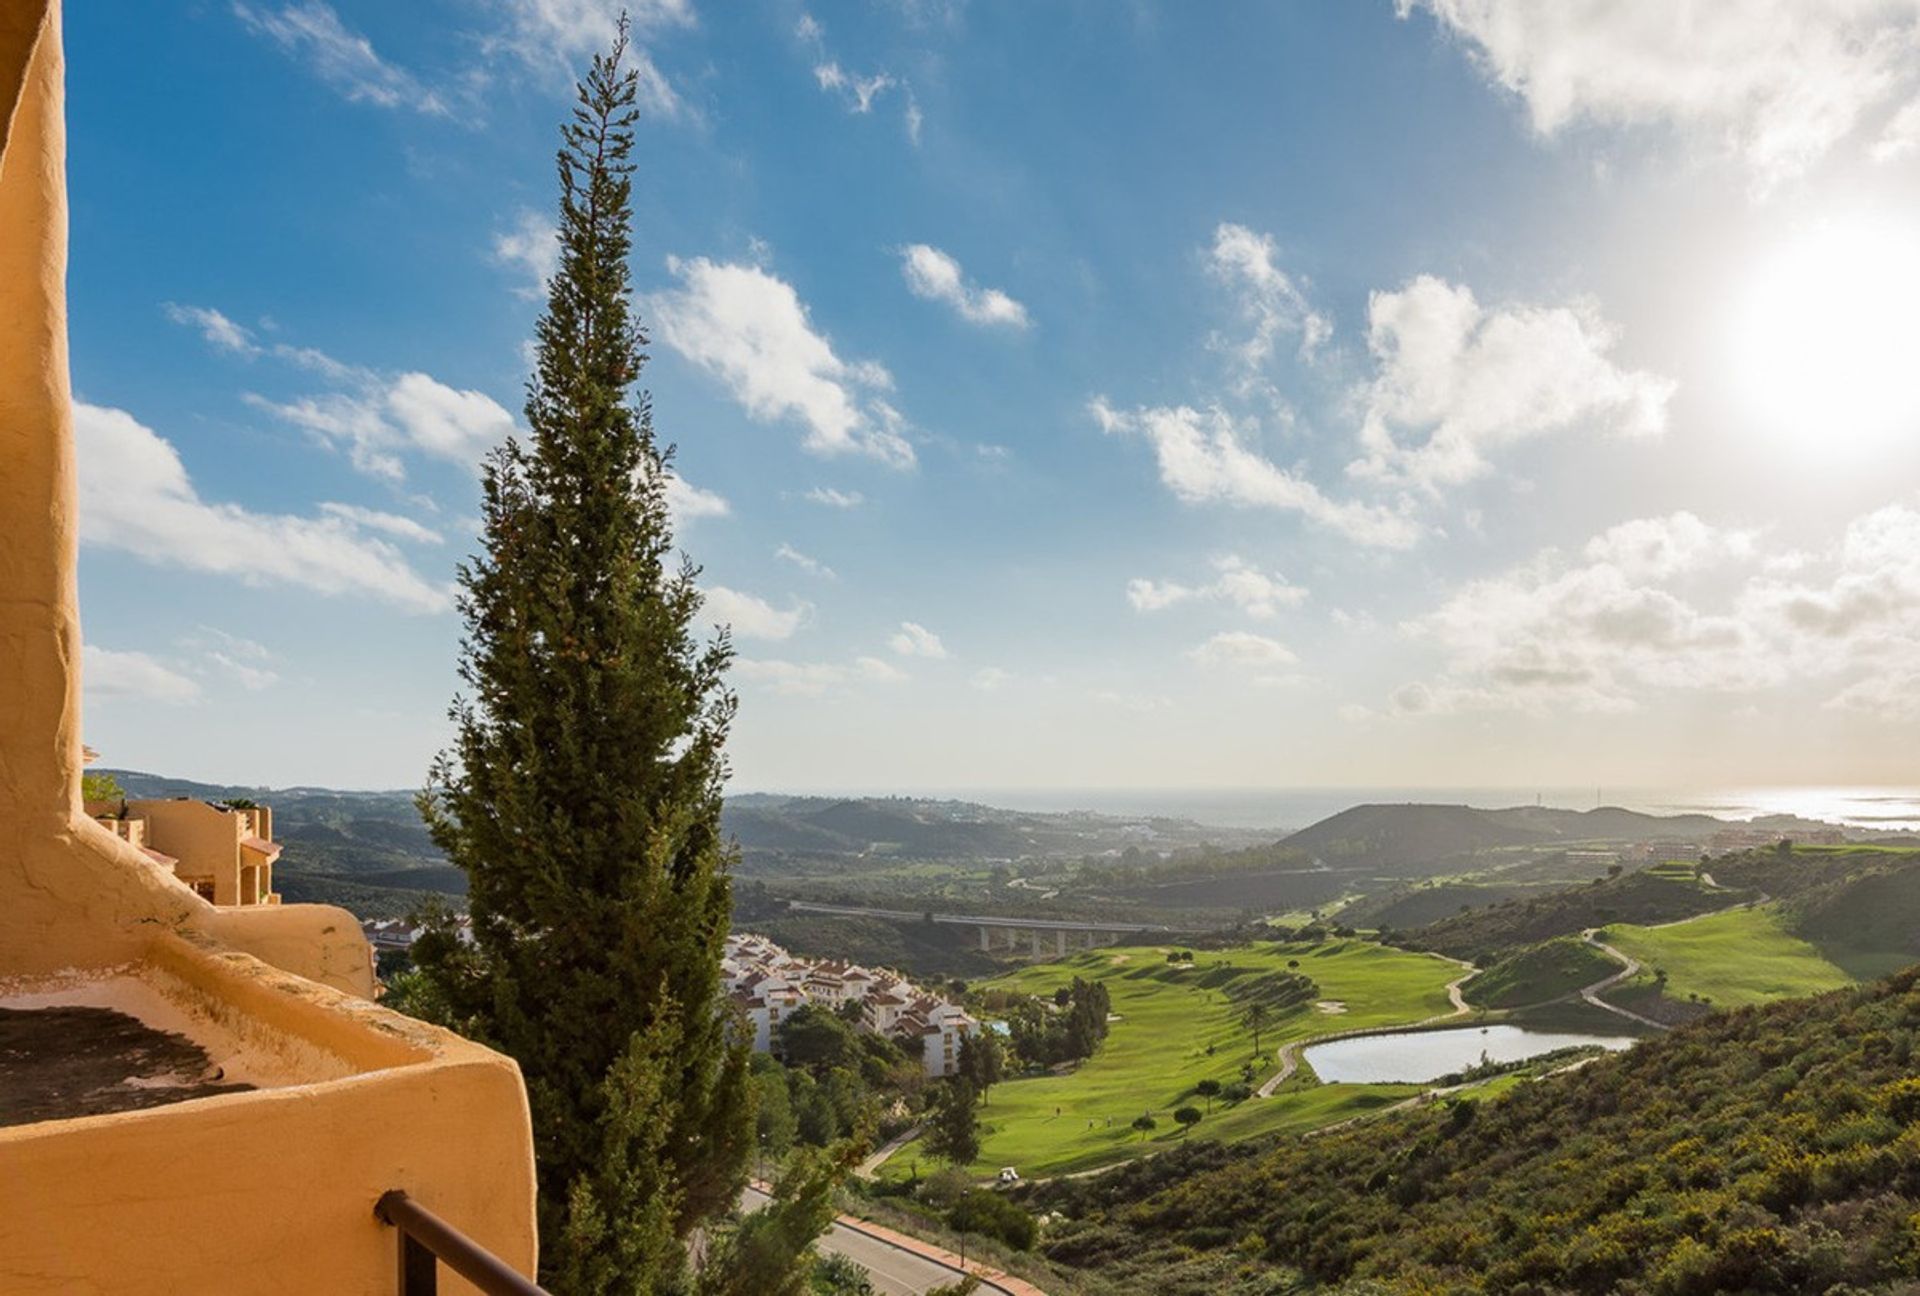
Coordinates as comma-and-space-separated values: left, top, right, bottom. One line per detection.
411, 25, 751, 1291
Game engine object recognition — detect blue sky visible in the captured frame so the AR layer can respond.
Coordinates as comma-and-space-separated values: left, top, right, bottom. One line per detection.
68, 1, 1920, 792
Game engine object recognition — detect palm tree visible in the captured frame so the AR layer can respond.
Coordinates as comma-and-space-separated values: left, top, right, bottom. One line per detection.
1244, 1001, 1273, 1057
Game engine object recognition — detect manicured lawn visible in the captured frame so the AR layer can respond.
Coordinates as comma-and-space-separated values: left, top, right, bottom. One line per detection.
878, 938, 1460, 1180
1598, 905, 1855, 1009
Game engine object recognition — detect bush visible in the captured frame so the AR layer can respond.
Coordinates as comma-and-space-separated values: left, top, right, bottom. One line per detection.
917, 1166, 974, 1210
948, 1189, 1037, 1250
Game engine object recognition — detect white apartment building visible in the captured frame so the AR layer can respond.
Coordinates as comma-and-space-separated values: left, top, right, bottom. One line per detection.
723, 934, 980, 1077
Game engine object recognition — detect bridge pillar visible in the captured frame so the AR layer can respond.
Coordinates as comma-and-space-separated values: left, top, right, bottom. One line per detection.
1056, 929, 1067, 957
980, 925, 991, 951
1030, 929, 1042, 959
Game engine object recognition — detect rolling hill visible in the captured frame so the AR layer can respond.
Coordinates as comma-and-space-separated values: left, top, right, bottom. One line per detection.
1023, 964, 1920, 1294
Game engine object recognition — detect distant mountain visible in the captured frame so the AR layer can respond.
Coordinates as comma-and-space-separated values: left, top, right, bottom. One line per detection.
1282, 802, 1732, 875
1283, 803, 1554, 870
720, 794, 1268, 864
91, 773, 1275, 920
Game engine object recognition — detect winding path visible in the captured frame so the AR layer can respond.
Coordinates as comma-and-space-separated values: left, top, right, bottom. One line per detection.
1576, 930, 1672, 1031
854, 1125, 923, 1181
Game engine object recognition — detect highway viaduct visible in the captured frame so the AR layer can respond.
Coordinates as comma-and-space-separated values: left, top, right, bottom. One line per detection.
783, 900, 1193, 959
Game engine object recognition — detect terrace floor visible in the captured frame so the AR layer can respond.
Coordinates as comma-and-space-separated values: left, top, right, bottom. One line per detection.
0, 1004, 253, 1127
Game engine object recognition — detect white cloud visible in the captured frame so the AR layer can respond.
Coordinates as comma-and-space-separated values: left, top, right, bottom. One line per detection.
889, 621, 948, 658
1400, 0, 1920, 188
76, 402, 451, 614
178, 627, 282, 692
899, 245, 1031, 330
665, 472, 730, 526
804, 487, 864, 509
84, 646, 203, 705
799, 11, 920, 139
164, 303, 362, 380
1207, 223, 1329, 373
318, 502, 444, 544
163, 303, 259, 356
703, 586, 810, 641
775, 543, 836, 579
1090, 399, 1420, 549
1127, 554, 1307, 621
1581, 511, 1755, 581
493, 210, 560, 299
233, 2, 447, 115
208, 652, 281, 691
491, 0, 691, 116
735, 654, 906, 697
814, 61, 896, 113
1350, 275, 1673, 494
970, 666, 1010, 691
1393, 511, 1810, 715
905, 91, 924, 145
650, 256, 915, 466
1091, 689, 1172, 714
1187, 630, 1297, 669
251, 371, 515, 480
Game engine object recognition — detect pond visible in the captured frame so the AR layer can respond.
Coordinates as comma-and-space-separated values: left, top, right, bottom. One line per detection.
1302, 1024, 1637, 1084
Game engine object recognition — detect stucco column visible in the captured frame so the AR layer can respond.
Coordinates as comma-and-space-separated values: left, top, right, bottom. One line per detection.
0, 4, 374, 995
0, 0, 78, 836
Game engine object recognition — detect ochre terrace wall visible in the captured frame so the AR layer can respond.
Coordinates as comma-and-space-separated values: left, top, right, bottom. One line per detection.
0, 936, 538, 1295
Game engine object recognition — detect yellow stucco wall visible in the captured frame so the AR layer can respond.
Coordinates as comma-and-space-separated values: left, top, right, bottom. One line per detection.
0, 936, 539, 1295
0, 6, 541, 1289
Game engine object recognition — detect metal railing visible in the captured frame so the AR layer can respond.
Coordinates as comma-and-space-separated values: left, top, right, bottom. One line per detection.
375, 1190, 550, 1296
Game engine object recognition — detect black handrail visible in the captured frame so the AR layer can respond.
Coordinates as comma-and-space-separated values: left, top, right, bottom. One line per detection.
375, 1189, 550, 1296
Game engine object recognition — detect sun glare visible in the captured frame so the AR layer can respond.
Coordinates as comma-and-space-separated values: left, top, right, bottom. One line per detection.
1725, 216, 1920, 460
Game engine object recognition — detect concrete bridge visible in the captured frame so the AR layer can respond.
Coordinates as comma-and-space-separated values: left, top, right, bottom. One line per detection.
784, 900, 1189, 959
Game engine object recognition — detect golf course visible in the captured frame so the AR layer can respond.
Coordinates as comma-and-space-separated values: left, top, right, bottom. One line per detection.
878, 938, 1463, 1180
1596, 903, 1855, 1010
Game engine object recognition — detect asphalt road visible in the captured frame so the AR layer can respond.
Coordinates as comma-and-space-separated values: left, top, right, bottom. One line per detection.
739, 1186, 992, 1294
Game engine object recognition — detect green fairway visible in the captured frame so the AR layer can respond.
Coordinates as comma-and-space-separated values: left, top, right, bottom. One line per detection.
880, 938, 1461, 1180
1598, 904, 1855, 1009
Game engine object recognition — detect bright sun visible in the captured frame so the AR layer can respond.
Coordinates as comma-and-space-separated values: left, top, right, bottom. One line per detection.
1726, 215, 1920, 458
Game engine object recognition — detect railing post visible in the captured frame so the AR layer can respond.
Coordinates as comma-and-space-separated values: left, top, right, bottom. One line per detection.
375, 1189, 548, 1296
401, 1231, 438, 1296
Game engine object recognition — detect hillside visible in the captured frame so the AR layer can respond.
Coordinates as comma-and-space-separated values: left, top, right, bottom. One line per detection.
1391, 866, 1742, 962
1397, 849, 1920, 971
1460, 936, 1617, 1010
1275, 802, 1745, 882
1282, 804, 1551, 871
1024, 965, 1920, 1294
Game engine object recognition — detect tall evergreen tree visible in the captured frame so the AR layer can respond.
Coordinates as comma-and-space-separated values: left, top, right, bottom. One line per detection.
410, 25, 750, 1292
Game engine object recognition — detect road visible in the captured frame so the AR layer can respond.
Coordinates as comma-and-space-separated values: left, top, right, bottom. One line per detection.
785, 899, 1183, 935
739, 1187, 1025, 1295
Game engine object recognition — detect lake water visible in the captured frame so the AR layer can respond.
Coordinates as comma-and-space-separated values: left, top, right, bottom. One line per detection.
1302, 1024, 1637, 1084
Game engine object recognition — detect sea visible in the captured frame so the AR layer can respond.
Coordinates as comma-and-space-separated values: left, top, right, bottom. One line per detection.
880, 787, 1920, 836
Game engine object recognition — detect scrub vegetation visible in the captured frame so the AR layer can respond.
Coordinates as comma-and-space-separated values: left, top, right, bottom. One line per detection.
1022, 966, 1920, 1295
